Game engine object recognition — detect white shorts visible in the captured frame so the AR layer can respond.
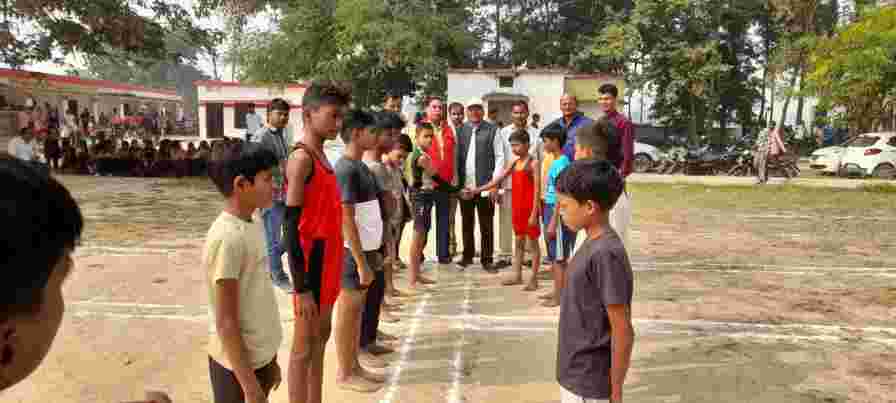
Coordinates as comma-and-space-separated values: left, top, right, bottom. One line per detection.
561, 386, 610, 403
609, 191, 631, 248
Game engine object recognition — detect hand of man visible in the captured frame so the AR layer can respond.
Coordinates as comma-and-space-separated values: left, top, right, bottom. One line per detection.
359, 264, 375, 288
489, 191, 500, 204
295, 291, 319, 322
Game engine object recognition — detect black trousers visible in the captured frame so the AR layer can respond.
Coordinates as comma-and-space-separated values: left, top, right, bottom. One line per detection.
208, 356, 277, 403
460, 195, 495, 265
359, 269, 386, 348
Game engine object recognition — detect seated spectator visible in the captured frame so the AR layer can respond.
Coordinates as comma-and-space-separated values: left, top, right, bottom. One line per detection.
198, 141, 211, 160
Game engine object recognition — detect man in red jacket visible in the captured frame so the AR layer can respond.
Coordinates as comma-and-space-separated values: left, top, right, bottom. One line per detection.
422, 97, 456, 268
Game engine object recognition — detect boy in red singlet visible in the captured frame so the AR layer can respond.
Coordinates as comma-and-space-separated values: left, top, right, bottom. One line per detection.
283, 80, 351, 403
469, 129, 542, 291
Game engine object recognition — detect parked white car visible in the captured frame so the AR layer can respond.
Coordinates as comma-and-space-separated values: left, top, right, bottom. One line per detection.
633, 142, 661, 173
809, 137, 856, 175
838, 132, 896, 178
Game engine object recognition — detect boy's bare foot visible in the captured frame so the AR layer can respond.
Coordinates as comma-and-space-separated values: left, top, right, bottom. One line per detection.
354, 365, 387, 383
367, 343, 396, 355
381, 310, 400, 323
522, 281, 538, 291
390, 288, 408, 298
359, 349, 388, 368
538, 291, 554, 300
377, 330, 399, 341
541, 298, 560, 308
337, 375, 382, 392
502, 277, 523, 286
418, 275, 436, 284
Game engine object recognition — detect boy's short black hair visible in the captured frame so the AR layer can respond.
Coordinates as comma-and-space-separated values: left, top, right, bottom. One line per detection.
576, 117, 621, 162
269, 98, 290, 113
340, 109, 376, 144
208, 142, 278, 197
302, 80, 352, 111
416, 122, 434, 134
555, 159, 623, 212
509, 129, 530, 144
375, 111, 405, 130
395, 134, 413, 153
599, 83, 619, 98
0, 153, 83, 319
540, 122, 567, 146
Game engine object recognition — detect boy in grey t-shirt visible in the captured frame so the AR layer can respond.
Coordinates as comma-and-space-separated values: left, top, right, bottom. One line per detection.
553, 160, 634, 403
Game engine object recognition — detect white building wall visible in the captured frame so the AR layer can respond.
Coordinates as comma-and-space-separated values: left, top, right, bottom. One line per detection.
447, 72, 569, 124
197, 83, 306, 141
198, 104, 207, 139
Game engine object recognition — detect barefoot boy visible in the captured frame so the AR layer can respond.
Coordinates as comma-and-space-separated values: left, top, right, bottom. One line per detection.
333, 110, 385, 392
205, 142, 283, 403
554, 159, 634, 403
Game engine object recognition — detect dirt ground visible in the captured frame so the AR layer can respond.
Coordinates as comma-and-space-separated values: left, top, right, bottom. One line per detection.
3, 174, 894, 403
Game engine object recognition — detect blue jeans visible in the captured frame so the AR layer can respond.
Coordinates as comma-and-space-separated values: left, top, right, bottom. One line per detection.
543, 203, 577, 263
262, 200, 290, 284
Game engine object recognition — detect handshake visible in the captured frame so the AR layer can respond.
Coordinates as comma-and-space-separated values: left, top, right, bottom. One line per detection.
459, 187, 500, 204
459, 188, 478, 200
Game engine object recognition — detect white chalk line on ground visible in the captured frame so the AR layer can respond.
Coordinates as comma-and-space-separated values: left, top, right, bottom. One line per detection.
448, 270, 473, 403
738, 214, 896, 222
632, 261, 896, 272
379, 293, 431, 403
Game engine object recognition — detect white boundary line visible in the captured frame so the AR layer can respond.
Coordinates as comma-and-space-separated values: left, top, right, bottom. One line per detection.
632, 261, 896, 272
379, 293, 431, 403
447, 271, 473, 403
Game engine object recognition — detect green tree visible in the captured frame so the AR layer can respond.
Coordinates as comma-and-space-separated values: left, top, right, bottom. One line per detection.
805, 5, 896, 134
234, 0, 476, 107
594, 0, 766, 141
80, 30, 216, 118
0, 0, 215, 68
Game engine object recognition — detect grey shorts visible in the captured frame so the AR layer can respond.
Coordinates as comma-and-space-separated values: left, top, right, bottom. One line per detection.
341, 248, 383, 290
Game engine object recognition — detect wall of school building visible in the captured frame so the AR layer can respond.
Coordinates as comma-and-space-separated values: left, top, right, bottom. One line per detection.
196, 83, 306, 141
446, 71, 624, 125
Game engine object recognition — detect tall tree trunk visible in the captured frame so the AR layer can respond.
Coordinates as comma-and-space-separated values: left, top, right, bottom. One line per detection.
777, 69, 799, 129
495, 0, 502, 61
759, 63, 768, 125
795, 68, 806, 129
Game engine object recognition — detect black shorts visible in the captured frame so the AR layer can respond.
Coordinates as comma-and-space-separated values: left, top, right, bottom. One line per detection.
410, 190, 435, 233
209, 356, 278, 403
342, 249, 383, 290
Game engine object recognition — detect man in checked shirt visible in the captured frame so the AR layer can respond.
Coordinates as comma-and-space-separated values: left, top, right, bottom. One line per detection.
255, 98, 294, 292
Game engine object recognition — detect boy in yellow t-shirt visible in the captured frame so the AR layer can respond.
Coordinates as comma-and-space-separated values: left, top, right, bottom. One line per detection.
204, 142, 283, 403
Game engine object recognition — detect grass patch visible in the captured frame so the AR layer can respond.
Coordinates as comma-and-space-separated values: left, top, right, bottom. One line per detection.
860, 183, 896, 194
629, 183, 896, 213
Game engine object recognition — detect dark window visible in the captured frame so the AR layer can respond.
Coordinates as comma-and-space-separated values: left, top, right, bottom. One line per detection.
234, 103, 255, 129
888, 137, 896, 147
498, 76, 514, 88
206, 103, 224, 138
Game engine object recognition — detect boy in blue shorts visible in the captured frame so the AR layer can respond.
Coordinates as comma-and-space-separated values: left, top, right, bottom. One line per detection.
539, 122, 578, 308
